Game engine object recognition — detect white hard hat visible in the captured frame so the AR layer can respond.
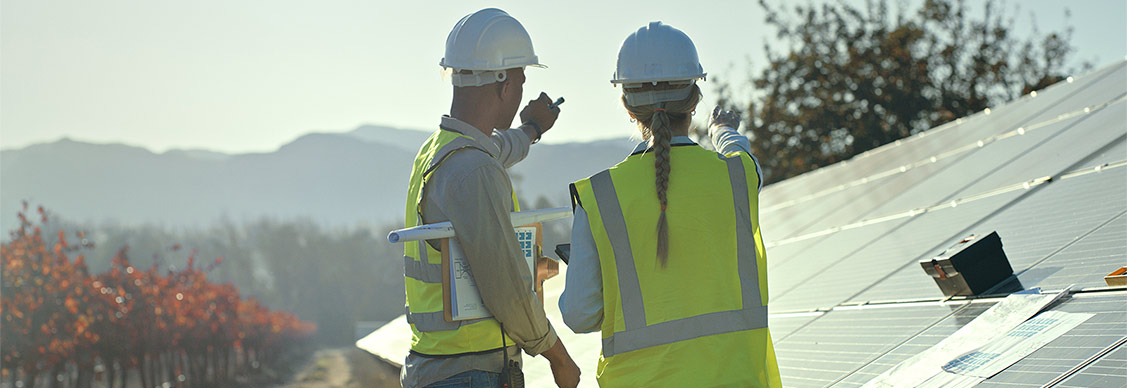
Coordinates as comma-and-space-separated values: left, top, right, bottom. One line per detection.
441, 8, 545, 87
612, 22, 706, 106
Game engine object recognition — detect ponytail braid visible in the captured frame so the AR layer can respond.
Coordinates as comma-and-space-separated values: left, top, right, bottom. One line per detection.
622, 83, 701, 268
651, 104, 673, 267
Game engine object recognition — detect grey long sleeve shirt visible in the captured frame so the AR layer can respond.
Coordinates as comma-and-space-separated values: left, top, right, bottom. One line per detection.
402, 116, 558, 388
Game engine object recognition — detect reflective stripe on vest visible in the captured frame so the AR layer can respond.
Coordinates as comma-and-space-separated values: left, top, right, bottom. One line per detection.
403, 255, 442, 283
589, 153, 767, 357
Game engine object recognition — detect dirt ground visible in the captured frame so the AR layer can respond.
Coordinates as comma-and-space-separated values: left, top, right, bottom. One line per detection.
275, 348, 401, 388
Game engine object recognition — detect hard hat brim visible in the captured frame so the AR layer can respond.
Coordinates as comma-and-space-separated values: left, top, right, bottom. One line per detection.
439, 61, 548, 71
611, 73, 706, 85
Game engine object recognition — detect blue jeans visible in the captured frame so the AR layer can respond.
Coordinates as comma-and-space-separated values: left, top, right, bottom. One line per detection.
424, 370, 502, 388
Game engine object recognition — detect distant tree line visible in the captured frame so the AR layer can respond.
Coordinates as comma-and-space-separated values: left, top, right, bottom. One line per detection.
40, 213, 407, 349
706, 0, 1089, 184
2, 193, 573, 388
1, 205, 315, 388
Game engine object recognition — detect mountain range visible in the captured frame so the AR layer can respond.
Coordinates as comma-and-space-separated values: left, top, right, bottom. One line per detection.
0, 125, 638, 231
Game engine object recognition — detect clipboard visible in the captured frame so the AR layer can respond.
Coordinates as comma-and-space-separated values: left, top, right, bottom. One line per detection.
441, 223, 557, 322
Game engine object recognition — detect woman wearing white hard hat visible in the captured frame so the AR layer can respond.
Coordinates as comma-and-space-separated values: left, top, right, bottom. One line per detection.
560, 22, 782, 387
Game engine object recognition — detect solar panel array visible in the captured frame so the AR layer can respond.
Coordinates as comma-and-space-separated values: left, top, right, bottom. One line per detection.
760, 60, 1127, 387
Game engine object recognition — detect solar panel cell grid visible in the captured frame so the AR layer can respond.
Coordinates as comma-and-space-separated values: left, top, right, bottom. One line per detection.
762, 237, 815, 277
951, 101, 1126, 196
1056, 346, 1127, 388
848, 167, 1127, 303
828, 301, 997, 387
975, 295, 1127, 387
1025, 212, 1127, 291
774, 304, 968, 388
758, 61, 1126, 212
771, 191, 1024, 311
766, 224, 890, 305
852, 112, 1095, 222
761, 154, 961, 242
1076, 135, 1127, 168
768, 313, 823, 343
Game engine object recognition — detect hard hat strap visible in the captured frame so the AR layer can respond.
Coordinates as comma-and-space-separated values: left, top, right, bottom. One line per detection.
451, 69, 509, 87
623, 84, 695, 107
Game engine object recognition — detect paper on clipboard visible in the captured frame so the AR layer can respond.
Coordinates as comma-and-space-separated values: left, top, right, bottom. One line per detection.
442, 223, 543, 322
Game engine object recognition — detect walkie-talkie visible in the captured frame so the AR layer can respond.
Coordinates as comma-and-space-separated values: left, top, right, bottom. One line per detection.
499, 324, 524, 388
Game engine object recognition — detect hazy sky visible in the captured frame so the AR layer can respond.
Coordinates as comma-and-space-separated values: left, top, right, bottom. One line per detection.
3, 0, 1124, 153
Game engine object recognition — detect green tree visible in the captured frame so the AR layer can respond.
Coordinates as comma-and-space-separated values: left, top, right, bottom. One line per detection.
710, 0, 1088, 184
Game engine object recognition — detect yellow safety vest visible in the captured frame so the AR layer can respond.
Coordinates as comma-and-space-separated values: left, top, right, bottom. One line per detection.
402, 127, 519, 355
570, 145, 782, 387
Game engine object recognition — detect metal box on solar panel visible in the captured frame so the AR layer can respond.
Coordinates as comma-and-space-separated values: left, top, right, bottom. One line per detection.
921, 232, 1014, 297
1105, 267, 1127, 287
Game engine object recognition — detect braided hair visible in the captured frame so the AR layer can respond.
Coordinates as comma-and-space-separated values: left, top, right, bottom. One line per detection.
622, 83, 702, 267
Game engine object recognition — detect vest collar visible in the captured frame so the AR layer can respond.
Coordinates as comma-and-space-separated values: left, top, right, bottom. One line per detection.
439, 116, 499, 158
630, 136, 697, 156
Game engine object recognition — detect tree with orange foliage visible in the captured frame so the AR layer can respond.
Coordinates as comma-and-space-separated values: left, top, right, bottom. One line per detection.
1, 204, 91, 387
2, 204, 317, 388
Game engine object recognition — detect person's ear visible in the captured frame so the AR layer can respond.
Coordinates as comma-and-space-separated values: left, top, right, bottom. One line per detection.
495, 79, 509, 100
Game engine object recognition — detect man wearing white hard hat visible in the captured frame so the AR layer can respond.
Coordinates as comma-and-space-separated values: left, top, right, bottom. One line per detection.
399, 8, 580, 388
560, 22, 783, 387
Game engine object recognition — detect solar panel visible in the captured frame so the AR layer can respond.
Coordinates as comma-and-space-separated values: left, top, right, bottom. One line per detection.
849, 166, 1127, 303
854, 103, 1121, 223
758, 60, 1126, 213
951, 101, 1126, 196
770, 190, 1025, 311
768, 312, 824, 342
1056, 345, 1127, 388
1081, 136, 1127, 166
828, 301, 998, 387
975, 293, 1127, 387
763, 105, 1122, 278
767, 103, 1126, 308
760, 154, 960, 242
774, 303, 971, 388
1025, 212, 1127, 291
825, 293, 1127, 388
710, 63, 1126, 386
763, 235, 825, 278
